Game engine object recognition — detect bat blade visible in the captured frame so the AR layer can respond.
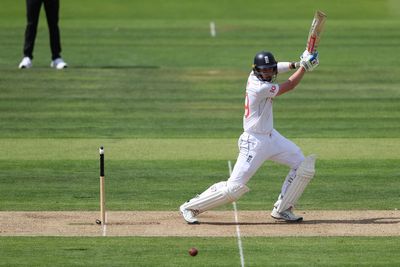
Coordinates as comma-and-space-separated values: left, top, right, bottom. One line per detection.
306, 10, 327, 53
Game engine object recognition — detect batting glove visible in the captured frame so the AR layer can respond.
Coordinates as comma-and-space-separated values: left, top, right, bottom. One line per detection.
300, 51, 319, 72
300, 49, 311, 60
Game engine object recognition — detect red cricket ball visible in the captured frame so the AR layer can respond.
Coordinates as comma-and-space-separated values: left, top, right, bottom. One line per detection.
188, 247, 198, 256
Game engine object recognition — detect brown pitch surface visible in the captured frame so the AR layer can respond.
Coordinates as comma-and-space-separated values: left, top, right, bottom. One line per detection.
1, 210, 399, 237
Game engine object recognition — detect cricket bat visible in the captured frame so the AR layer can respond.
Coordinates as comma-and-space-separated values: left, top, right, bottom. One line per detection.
306, 10, 327, 53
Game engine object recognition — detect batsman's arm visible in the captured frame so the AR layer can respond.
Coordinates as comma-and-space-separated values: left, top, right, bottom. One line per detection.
277, 62, 300, 74
276, 50, 320, 96
276, 67, 306, 97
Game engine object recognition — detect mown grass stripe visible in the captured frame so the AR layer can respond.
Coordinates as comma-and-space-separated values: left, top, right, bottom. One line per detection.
1, 138, 399, 160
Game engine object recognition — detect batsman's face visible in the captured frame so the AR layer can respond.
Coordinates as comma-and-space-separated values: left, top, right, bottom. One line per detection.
258, 68, 276, 82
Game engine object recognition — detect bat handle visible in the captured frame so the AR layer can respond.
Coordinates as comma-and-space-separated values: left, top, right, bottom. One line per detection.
99, 146, 104, 177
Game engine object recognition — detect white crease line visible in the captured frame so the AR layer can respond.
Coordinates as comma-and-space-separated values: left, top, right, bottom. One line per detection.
228, 160, 245, 267
102, 212, 107, 237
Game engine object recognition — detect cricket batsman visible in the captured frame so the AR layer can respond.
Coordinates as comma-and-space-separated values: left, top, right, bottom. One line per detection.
180, 50, 319, 223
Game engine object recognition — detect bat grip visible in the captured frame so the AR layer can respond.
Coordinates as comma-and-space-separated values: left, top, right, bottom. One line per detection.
99, 146, 104, 177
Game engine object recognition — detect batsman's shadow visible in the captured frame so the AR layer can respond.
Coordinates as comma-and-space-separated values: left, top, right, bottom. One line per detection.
201, 217, 400, 226
201, 222, 275, 226
303, 217, 400, 225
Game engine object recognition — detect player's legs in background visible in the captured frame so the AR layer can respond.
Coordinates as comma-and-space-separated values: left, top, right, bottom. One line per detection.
23, 0, 43, 59
43, 0, 61, 60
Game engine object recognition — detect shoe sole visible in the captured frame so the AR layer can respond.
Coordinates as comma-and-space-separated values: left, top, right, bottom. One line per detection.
51, 64, 68, 69
271, 214, 303, 223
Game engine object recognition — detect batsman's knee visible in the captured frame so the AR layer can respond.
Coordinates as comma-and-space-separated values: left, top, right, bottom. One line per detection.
225, 181, 250, 201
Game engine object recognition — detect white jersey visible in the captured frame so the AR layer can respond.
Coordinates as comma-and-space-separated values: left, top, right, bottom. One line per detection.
243, 71, 280, 135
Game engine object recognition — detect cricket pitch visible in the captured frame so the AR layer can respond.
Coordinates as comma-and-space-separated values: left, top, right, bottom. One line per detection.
1, 210, 399, 237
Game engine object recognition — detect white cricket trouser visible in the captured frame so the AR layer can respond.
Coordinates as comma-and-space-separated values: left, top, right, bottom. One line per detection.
227, 129, 304, 195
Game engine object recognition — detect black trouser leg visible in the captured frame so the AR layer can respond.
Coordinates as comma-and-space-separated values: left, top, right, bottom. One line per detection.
43, 0, 61, 60
23, 0, 43, 59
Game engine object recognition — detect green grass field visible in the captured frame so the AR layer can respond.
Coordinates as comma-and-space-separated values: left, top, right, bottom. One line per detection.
1, 237, 399, 267
1, 0, 400, 266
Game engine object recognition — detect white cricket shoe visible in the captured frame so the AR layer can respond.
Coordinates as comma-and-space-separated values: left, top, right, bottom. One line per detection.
51, 58, 68, 69
179, 204, 199, 224
271, 207, 303, 222
18, 57, 32, 69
